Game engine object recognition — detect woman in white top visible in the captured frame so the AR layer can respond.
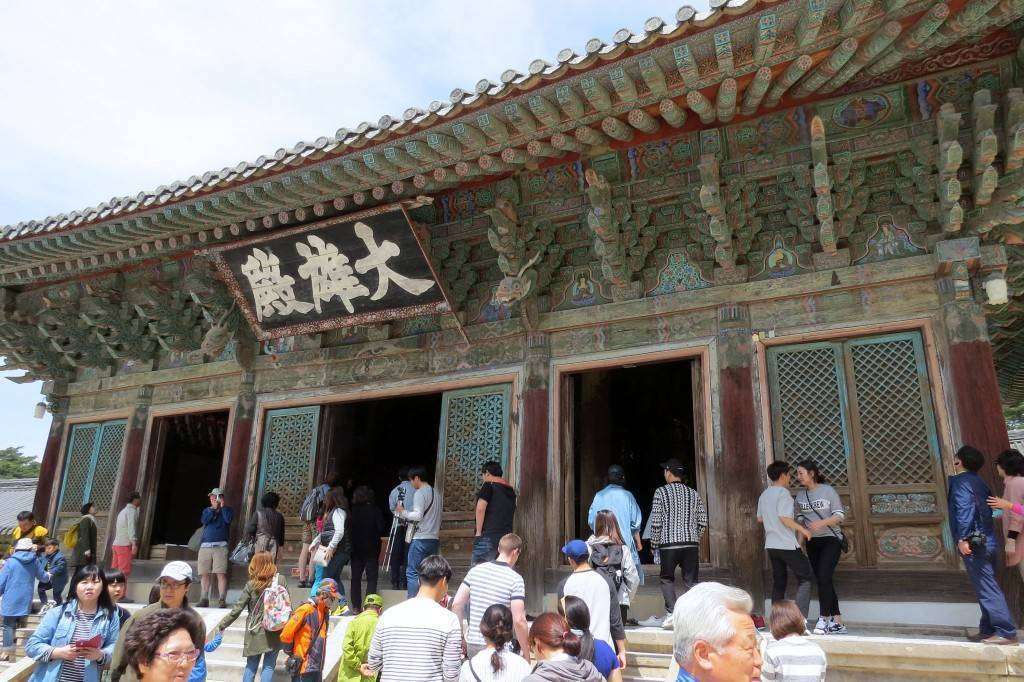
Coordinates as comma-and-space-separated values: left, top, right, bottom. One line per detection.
460, 604, 531, 682
310, 487, 349, 611
586, 510, 640, 616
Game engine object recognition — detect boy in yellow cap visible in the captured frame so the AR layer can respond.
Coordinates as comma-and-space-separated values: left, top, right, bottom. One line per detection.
339, 594, 383, 682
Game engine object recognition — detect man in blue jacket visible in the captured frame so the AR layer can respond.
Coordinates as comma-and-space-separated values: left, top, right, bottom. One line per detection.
198, 487, 233, 608
948, 445, 1018, 644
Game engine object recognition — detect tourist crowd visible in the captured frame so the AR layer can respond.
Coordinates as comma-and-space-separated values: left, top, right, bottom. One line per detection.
3, 444, 1023, 681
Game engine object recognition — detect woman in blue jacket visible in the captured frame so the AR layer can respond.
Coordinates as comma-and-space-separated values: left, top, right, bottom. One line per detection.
26, 565, 121, 682
0, 537, 50, 660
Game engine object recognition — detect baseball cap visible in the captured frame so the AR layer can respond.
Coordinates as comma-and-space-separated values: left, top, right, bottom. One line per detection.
363, 593, 384, 608
317, 578, 341, 598
13, 538, 34, 551
561, 539, 589, 561
208, 488, 224, 496
660, 458, 685, 471
159, 561, 193, 583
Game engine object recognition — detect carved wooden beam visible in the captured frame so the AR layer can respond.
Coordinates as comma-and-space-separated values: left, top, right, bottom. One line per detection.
937, 103, 965, 233
503, 101, 540, 134
1004, 88, 1024, 173
451, 121, 489, 150
973, 90, 1000, 206
713, 29, 735, 77
716, 79, 738, 123
764, 55, 812, 108
627, 109, 659, 134
527, 94, 562, 129
839, 0, 873, 32
810, 116, 838, 255
792, 38, 858, 99
686, 90, 715, 124
554, 84, 586, 120
601, 117, 634, 142
698, 155, 734, 269
741, 67, 773, 116
638, 55, 667, 97
476, 112, 510, 143
753, 13, 778, 65
672, 43, 700, 90
865, 3, 950, 76
426, 131, 465, 160
575, 125, 609, 147
659, 99, 687, 128
500, 147, 530, 166
823, 21, 902, 93
551, 132, 585, 154
795, 0, 827, 48
526, 139, 564, 158
608, 65, 638, 103
580, 75, 613, 113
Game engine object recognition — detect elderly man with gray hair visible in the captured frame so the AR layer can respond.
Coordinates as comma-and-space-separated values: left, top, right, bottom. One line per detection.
666, 582, 762, 682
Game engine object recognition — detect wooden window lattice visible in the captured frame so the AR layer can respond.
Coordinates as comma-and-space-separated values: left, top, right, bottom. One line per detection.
850, 338, 936, 486
58, 420, 126, 513
769, 345, 850, 487
258, 407, 320, 516
438, 385, 511, 514
59, 424, 100, 513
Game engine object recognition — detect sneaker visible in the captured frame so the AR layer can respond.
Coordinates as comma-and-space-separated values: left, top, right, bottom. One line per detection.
197, 598, 209, 608
661, 614, 674, 630
216, 600, 227, 609
827, 622, 848, 635
638, 614, 667, 628
981, 635, 1018, 645
812, 617, 829, 635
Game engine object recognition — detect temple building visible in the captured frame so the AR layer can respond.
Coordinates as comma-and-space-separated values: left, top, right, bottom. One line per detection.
3, 0, 1024, 611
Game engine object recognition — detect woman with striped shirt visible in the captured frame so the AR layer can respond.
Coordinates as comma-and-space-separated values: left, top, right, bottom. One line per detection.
26, 566, 121, 682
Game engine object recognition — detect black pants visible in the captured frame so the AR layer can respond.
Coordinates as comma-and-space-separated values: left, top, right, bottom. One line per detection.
350, 553, 379, 608
389, 528, 407, 588
767, 548, 813, 617
659, 545, 699, 613
806, 536, 842, 617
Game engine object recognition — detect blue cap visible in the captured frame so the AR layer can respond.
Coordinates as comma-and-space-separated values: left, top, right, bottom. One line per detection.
561, 539, 589, 561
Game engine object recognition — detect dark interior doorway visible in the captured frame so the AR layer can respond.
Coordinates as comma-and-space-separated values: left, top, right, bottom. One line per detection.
570, 360, 697, 557
322, 394, 443, 523
149, 411, 229, 546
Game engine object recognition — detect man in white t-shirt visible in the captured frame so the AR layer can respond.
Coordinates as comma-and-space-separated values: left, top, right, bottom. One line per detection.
756, 461, 813, 617
557, 539, 626, 669
452, 533, 530, 660
363, 554, 462, 682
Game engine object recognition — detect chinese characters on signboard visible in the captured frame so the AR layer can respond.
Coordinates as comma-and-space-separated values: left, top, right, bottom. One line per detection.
213, 207, 447, 339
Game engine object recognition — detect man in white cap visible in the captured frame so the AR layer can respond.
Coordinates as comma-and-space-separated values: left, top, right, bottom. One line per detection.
198, 487, 233, 608
110, 561, 205, 682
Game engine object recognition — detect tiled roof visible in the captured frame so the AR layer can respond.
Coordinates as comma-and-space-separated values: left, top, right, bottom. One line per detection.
0, 0, 808, 243
0, 479, 38, 536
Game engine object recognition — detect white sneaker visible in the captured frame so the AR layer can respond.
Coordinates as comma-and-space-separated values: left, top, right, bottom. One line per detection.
812, 617, 829, 635
661, 613, 674, 630
638, 614, 666, 628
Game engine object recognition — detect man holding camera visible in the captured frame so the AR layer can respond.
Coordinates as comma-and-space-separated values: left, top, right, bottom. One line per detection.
949, 445, 1017, 644
198, 487, 234, 608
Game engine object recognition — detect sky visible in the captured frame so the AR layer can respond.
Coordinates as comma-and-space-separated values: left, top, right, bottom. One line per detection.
0, 0, 706, 459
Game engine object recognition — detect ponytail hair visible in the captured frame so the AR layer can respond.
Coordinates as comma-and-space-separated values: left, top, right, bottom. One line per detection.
529, 612, 581, 658
479, 604, 514, 674
558, 595, 595, 663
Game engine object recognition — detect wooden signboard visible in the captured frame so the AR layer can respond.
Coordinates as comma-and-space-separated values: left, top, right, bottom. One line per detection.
211, 204, 449, 340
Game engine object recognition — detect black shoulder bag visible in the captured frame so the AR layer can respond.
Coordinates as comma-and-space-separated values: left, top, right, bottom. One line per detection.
964, 481, 990, 554
803, 490, 850, 554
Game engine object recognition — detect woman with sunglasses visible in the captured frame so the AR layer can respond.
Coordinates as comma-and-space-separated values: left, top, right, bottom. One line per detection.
122, 609, 205, 682
26, 565, 121, 682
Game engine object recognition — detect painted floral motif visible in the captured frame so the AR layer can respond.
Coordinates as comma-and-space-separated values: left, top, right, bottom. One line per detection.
726, 108, 808, 158
877, 527, 943, 561
648, 249, 710, 295
522, 161, 584, 203
871, 493, 938, 515
915, 66, 1002, 120
628, 135, 698, 179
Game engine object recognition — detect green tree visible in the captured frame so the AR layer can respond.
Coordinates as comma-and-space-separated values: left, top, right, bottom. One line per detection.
0, 447, 40, 479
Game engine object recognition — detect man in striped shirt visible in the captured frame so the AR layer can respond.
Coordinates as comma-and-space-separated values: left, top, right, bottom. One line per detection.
363, 555, 462, 682
451, 533, 529, 660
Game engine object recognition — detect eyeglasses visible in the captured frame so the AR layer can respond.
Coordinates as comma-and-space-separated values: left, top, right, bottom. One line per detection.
153, 649, 200, 665
157, 580, 187, 590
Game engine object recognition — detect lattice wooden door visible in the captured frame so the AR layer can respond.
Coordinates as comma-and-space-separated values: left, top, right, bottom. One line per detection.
57, 419, 127, 560
435, 384, 512, 536
257, 406, 320, 516
767, 332, 951, 568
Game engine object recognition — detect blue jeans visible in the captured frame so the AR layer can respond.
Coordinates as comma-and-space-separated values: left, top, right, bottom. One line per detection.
406, 538, 440, 598
243, 648, 280, 682
471, 534, 501, 566
963, 544, 1018, 639
2, 616, 20, 651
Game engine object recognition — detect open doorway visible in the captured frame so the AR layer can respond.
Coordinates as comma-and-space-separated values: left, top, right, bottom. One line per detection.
321, 394, 443, 523
147, 411, 229, 547
567, 359, 699, 559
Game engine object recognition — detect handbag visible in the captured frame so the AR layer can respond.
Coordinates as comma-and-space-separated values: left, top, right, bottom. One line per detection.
965, 481, 991, 554
803, 490, 850, 554
187, 526, 204, 553
310, 539, 330, 567
254, 510, 279, 556
230, 539, 255, 566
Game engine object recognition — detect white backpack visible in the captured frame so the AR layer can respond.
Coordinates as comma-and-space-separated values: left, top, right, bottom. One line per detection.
261, 575, 292, 631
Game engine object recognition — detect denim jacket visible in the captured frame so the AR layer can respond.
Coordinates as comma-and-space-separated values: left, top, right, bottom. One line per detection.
26, 599, 120, 682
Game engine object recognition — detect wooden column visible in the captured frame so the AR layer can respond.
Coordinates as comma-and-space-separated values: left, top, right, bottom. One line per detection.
104, 386, 152, 563
223, 372, 256, 546
716, 304, 765, 607
517, 332, 550, 614
33, 396, 69, 526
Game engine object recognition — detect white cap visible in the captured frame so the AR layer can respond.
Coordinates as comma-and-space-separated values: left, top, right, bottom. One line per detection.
14, 538, 34, 551
159, 561, 193, 582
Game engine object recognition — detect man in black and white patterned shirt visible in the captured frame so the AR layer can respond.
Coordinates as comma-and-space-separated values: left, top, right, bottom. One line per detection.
640, 458, 708, 629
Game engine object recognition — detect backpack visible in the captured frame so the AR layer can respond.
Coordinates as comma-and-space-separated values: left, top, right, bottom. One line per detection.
299, 485, 327, 524
589, 542, 624, 590
62, 523, 80, 551
262, 575, 292, 631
